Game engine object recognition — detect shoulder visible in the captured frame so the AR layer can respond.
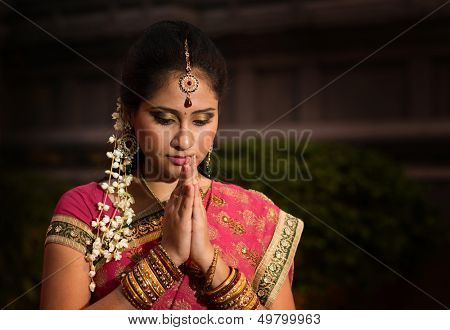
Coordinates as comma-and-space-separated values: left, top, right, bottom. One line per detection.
52, 181, 103, 225
46, 182, 103, 255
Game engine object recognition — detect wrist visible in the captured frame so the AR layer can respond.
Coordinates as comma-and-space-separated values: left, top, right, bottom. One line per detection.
159, 242, 183, 267
196, 245, 215, 274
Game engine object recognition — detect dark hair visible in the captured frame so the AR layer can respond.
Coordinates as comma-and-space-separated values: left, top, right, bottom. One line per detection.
117, 20, 227, 179
120, 20, 228, 114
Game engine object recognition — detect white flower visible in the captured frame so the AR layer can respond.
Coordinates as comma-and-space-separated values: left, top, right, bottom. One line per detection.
107, 186, 115, 194
92, 237, 102, 249
89, 281, 96, 292
103, 251, 112, 262
106, 151, 114, 159
118, 188, 125, 196
123, 228, 132, 236
92, 248, 100, 257
108, 135, 116, 143
103, 204, 110, 211
112, 172, 119, 179
111, 220, 119, 229
113, 150, 123, 159
112, 161, 120, 169
126, 218, 132, 225
124, 175, 133, 186
112, 181, 119, 188
91, 220, 99, 228
89, 270, 96, 278
106, 230, 115, 239
108, 242, 116, 252
112, 112, 120, 120
114, 250, 122, 261
113, 233, 121, 241
100, 182, 109, 190
124, 208, 135, 218
119, 238, 128, 249
102, 215, 110, 224
100, 225, 107, 232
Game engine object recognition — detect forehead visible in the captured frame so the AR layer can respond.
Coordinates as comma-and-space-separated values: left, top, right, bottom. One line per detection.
148, 71, 218, 110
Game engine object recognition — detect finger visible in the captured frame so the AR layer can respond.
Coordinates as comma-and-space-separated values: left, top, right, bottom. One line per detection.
192, 154, 199, 181
173, 164, 188, 210
192, 182, 201, 221
180, 182, 194, 222
185, 156, 195, 186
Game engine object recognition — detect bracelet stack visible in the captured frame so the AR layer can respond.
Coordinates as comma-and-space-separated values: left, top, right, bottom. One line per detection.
202, 266, 261, 310
121, 244, 183, 309
184, 247, 262, 310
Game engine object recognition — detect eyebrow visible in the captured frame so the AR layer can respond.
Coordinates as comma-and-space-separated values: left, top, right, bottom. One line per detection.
149, 106, 216, 115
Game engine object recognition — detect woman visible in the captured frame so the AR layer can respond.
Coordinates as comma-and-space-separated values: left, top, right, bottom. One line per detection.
40, 20, 304, 310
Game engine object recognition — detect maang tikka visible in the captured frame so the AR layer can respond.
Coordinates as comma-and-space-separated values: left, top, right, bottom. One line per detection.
178, 36, 199, 108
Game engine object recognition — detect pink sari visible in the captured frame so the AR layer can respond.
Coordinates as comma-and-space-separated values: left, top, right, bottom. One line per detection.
45, 179, 304, 309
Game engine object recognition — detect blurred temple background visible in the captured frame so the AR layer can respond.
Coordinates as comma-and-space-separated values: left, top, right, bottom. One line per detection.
0, 0, 449, 309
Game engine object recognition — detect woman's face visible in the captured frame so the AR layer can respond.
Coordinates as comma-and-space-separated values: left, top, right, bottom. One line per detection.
131, 71, 219, 182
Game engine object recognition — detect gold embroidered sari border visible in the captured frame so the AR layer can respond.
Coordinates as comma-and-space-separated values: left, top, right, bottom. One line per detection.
50, 214, 95, 236
45, 214, 96, 255
251, 210, 304, 308
45, 236, 87, 255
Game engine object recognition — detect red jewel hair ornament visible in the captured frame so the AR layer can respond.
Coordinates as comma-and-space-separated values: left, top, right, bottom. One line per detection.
179, 36, 199, 108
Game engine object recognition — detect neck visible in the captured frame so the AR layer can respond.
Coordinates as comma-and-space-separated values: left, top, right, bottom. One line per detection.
142, 178, 179, 202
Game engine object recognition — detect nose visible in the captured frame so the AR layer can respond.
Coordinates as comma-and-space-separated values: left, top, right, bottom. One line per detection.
170, 127, 194, 151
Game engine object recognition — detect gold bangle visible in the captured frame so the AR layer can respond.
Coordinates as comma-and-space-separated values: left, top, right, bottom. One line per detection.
214, 272, 247, 304
128, 270, 152, 306
147, 250, 174, 289
121, 276, 142, 309
156, 244, 183, 280
216, 283, 251, 309
122, 273, 148, 309
204, 266, 235, 295
122, 282, 143, 309
246, 291, 260, 310
236, 282, 256, 310
139, 257, 166, 297
204, 247, 219, 290
135, 262, 159, 302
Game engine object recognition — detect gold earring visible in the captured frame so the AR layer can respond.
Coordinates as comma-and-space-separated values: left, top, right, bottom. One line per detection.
205, 146, 213, 176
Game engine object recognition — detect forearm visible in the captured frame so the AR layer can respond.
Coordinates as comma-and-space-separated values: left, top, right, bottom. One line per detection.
83, 285, 134, 310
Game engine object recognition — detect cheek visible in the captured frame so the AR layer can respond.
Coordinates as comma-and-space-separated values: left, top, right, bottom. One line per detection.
196, 128, 216, 154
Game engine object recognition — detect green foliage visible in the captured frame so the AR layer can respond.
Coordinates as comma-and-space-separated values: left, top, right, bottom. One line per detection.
0, 172, 74, 309
213, 139, 446, 309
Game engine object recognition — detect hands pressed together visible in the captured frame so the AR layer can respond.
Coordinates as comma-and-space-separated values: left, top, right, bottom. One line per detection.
160, 155, 215, 273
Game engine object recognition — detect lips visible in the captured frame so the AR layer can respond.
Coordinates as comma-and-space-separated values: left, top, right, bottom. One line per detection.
167, 155, 188, 166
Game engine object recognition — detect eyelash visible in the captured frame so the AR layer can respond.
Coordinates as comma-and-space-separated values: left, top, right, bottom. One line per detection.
154, 116, 211, 126
155, 117, 174, 125
193, 120, 211, 126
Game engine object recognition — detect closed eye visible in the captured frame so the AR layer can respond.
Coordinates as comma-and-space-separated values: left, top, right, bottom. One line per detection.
152, 114, 176, 126
193, 119, 211, 126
